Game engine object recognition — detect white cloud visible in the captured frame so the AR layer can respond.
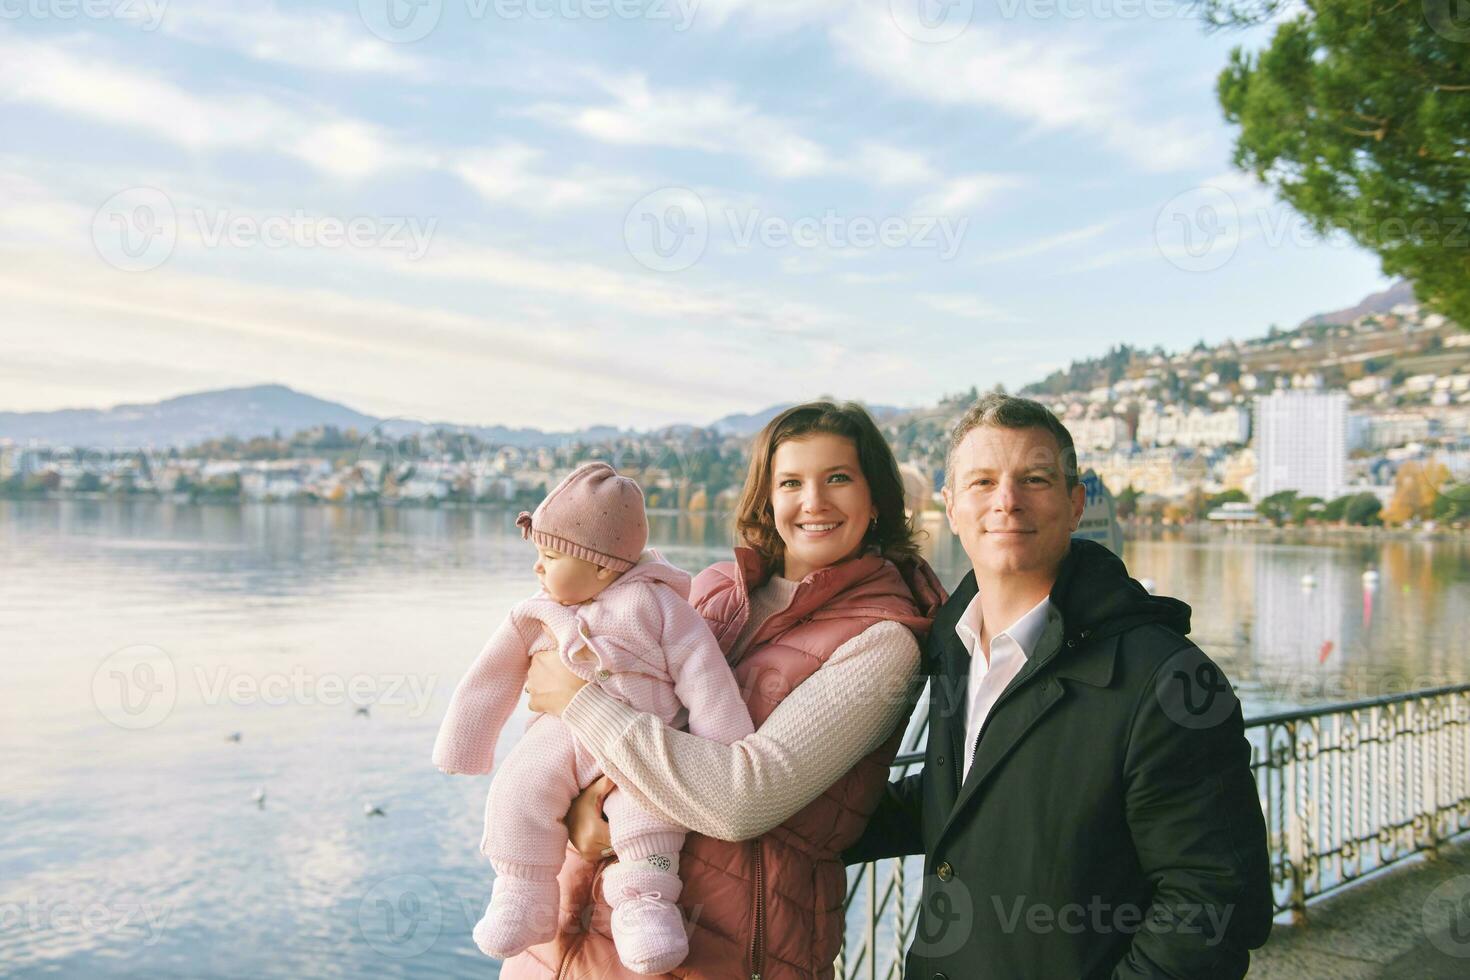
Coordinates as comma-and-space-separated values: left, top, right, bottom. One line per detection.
160, 3, 429, 78
852, 142, 939, 185
829, 7, 1211, 174
918, 292, 1020, 321
0, 33, 433, 180
914, 173, 1026, 214
522, 71, 834, 178
972, 221, 1114, 266
451, 144, 641, 210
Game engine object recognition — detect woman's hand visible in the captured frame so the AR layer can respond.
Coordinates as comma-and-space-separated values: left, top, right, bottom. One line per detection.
565, 776, 616, 862
526, 646, 587, 717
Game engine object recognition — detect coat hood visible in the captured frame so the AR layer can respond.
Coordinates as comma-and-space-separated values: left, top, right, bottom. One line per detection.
602, 548, 692, 600
1049, 538, 1191, 642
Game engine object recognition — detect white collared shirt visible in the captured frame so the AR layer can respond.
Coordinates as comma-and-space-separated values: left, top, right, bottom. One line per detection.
954, 592, 1054, 783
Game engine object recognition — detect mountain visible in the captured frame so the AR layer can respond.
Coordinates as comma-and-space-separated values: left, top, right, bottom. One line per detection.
0, 384, 648, 450
1298, 279, 1416, 329
0, 385, 916, 450
0, 384, 382, 450
707, 402, 907, 437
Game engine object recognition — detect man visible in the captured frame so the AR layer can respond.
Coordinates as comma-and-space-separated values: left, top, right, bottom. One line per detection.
845, 393, 1272, 979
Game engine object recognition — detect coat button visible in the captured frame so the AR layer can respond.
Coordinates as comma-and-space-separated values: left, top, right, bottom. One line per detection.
934, 973, 949, 980
936, 861, 953, 881
596, 669, 610, 681
936, 755, 945, 768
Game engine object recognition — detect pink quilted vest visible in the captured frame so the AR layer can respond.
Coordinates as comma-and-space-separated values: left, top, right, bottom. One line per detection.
501, 547, 942, 980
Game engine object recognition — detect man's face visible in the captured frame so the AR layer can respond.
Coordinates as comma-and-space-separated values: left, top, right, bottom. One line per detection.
942, 425, 1086, 582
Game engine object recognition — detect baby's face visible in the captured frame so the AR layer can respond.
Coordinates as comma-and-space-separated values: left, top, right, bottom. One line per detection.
533, 547, 619, 604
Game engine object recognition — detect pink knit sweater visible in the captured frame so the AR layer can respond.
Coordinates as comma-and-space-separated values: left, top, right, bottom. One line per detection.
432, 550, 754, 776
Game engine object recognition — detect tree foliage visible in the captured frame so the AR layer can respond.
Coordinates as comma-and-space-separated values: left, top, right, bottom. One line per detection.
1214, 0, 1470, 326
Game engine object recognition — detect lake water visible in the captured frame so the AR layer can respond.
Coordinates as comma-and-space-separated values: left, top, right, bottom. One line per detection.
2, 499, 1467, 977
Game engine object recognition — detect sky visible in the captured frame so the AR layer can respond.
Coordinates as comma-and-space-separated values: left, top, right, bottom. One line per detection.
0, 0, 1393, 430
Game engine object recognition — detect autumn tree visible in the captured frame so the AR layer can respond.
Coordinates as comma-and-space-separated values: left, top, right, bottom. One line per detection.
1382, 460, 1450, 523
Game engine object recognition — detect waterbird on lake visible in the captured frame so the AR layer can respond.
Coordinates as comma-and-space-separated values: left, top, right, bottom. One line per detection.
252, 787, 266, 808
354, 705, 370, 718
1301, 573, 1318, 589
226, 732, 242, 742
364, 802, 386, 818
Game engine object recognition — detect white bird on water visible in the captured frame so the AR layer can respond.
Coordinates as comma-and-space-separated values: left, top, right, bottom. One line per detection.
226, 732, 242, 742
364, 803, 386, 818
1301, 573, 1318, 589
354, 705, 371, 718
252, 787, 266, 808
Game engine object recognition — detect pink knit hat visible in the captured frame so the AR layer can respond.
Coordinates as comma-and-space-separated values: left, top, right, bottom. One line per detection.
516, 462, 648, 572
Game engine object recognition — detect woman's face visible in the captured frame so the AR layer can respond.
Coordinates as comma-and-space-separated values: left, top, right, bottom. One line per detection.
768, 433, 877, 582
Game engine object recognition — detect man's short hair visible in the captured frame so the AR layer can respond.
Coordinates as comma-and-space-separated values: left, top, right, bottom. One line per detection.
945, 392, 1080, 489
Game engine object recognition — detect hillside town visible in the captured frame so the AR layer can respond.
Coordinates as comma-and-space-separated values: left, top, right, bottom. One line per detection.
5, 296, 1470, 528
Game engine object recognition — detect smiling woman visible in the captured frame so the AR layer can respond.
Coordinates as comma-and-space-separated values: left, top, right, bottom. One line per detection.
734, 402, 921, 580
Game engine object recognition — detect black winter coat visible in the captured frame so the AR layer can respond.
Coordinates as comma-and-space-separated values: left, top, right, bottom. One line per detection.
845, 539, 1273, 979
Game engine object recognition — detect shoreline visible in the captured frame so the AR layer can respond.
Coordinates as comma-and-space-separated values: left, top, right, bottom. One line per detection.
3, 493, 1464, 542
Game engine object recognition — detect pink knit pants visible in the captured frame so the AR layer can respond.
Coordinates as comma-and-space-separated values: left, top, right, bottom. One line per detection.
480, 713, 686, 880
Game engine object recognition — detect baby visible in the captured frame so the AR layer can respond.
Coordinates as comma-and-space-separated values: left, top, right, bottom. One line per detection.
432, 462, 754, 973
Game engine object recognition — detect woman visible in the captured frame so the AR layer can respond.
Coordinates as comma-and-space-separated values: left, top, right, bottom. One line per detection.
501, 401, 944, 979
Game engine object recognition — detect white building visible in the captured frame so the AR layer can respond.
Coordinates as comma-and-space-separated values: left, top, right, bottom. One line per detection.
1070, 415, 1131, 451
1254, 389, 1348, 500
1137, 406, 1251, 449
1348, 376, 1391, 399
1356, 412, 1437, 450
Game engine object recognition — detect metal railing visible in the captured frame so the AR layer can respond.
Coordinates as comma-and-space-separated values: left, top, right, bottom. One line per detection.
837, 683, 1470, 980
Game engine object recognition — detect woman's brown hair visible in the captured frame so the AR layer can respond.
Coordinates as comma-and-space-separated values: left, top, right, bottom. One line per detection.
734, 401, 922, 571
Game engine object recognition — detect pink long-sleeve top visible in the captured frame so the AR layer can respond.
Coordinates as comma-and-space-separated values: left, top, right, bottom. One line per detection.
432, 549, 755, 776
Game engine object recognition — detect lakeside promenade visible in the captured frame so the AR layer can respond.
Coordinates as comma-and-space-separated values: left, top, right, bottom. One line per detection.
1250, 835, 1470, 978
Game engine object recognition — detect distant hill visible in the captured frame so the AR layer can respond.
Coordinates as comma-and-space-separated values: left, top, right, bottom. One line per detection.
708, 402, 907, 437
0, 385, 916, 449
1298, 280, 1416, 329
0, 384, 642, 450
0, 384, 381, 449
